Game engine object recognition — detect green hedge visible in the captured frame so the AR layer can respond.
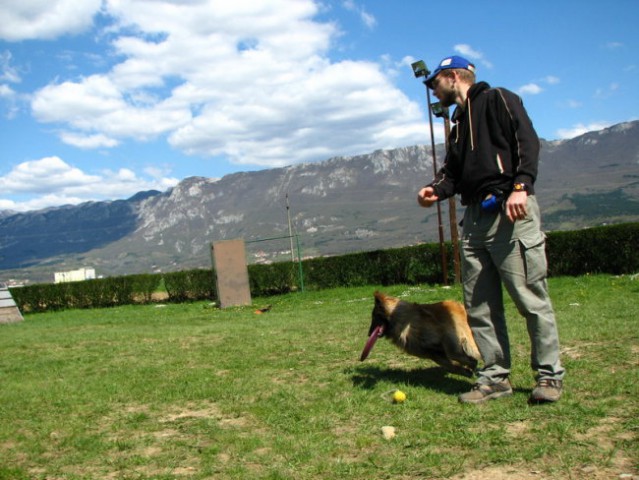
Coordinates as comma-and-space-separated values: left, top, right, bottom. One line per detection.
128, 273, 163, 303
10, 277, 135, 313
188, 223, 639, 292
546, 223, 639, 276
301, 243, 444, 289
8, 223, 639, 314
163, 269, 216, 302
248, 261, 298, 296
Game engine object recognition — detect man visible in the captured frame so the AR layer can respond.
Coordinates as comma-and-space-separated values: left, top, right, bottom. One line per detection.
417, 55, 565, 404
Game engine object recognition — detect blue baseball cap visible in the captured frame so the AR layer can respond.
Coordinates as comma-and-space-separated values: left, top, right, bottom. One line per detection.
425, 55, 476, 88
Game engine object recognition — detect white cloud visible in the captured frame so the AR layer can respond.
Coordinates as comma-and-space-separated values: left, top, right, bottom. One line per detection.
360, 11, 376, 29
0, 51, 21, 116
605, 41, 624, 49
518, 83, 543, 95
0, 156, 101, 193
0, 84, 20, 119
0, 83, 14, 98
514, 75, 558, 97
32, 74, 193, 141
556, 122, 612, 139
169, 59, 423, 165
144, 165, 176, 181
0, 194, 88, 212
564, 99, 582, 108
343, 1, 377, 29
453, 44, 493, 69
27, 0, 425, 170
60, 132, 120, 149
0, 50, 21, 83
0, 156, 179, 212
33, 75, 128, 124
594, 83, 620, 99
0, 0, 102, 41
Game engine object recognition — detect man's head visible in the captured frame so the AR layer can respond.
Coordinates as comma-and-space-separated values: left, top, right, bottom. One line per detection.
425, 55, 476, 107
425, 55, 476, 89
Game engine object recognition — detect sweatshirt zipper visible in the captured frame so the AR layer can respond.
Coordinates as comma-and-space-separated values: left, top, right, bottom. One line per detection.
467, 96, 475, 151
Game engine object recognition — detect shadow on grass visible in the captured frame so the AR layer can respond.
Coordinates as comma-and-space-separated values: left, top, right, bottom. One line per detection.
348, 365, 473, 395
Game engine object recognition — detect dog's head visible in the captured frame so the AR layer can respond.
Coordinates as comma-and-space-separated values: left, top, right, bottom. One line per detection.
368, 291, 401, 337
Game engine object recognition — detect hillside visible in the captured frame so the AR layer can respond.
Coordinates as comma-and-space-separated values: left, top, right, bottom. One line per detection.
1, 121, 638, 284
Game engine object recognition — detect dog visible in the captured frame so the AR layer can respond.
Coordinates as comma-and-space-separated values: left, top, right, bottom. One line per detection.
367, 291, 481, 377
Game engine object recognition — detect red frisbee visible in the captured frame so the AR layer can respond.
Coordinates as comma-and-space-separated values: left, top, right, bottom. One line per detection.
360, 325, 384, 361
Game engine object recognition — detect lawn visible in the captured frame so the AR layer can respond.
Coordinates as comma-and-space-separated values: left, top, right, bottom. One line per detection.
1, 275, 637, 479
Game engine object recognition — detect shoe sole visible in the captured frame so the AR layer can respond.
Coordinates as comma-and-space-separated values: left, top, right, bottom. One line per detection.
459, 389, 513, 404
528, 394, 561, 404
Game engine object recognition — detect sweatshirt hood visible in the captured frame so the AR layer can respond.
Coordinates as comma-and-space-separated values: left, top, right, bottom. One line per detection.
451, 81, 492, 151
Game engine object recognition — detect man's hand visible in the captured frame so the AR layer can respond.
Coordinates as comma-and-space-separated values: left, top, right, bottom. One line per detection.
417, 186, 439, 207
505, 191, 528, 222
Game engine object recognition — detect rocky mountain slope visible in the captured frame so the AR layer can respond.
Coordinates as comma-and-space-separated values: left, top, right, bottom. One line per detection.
2, 121, 638, 284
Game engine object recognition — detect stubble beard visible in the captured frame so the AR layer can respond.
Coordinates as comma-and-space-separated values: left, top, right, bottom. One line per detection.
438, 88, 456, 108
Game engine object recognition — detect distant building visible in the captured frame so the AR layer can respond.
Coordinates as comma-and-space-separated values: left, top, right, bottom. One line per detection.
54, 267, 96, 284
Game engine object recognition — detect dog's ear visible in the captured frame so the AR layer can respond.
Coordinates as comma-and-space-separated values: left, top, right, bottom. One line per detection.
374, 290, 384, 308
373, 291, 399, 317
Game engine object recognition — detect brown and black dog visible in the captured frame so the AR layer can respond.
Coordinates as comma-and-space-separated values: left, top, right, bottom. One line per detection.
366, 291, 481, 377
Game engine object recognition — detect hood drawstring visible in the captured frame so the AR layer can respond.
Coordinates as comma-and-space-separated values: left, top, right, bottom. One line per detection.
454, 96, 475, 151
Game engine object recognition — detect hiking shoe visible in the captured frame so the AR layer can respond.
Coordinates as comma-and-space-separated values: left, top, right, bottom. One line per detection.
529, 378, 563, 404
458, 379, 513, 404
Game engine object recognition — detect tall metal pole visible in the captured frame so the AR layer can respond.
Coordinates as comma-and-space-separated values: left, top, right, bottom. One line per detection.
411, 60, 449, 286
286, 193, 295, 263
295, 234, 304, 292
442, 114, 461, 284
425, 85, 449, 285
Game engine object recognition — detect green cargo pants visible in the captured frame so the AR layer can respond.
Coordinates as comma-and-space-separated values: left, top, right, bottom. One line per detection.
461, 195, 565, 385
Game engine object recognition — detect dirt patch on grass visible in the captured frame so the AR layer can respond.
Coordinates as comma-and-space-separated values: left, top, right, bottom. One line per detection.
160, 402, 223, 423
449, 464, 634, 479
157, 401, 254, 431
561, 341, 605, 360
58, 401, 256, 479
450, 464, 638, 479
450, 414, 638, 480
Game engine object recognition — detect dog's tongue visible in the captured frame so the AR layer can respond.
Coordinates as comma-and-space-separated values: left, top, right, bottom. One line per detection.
360, 325, 384, 361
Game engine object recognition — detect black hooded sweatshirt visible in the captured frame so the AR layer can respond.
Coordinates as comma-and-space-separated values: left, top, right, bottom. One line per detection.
429, 81, 540, 205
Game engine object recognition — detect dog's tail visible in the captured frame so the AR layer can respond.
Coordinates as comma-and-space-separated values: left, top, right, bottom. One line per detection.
444, 301, 482, 361
460, 336, 482, 361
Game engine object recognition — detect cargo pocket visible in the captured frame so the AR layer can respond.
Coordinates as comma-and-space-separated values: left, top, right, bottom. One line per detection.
519, 233, 548, 285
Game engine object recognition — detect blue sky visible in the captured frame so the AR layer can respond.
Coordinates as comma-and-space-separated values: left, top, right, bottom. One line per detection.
1, 0, 637, 212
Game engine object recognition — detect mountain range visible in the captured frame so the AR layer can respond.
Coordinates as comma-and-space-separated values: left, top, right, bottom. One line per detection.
2, 121, 638, 284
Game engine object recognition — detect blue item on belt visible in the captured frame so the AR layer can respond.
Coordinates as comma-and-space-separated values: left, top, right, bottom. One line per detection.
481, 193, 503, 213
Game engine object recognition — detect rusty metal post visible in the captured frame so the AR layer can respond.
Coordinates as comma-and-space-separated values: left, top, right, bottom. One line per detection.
442, 115, 462, 284
425, 88, 449, 285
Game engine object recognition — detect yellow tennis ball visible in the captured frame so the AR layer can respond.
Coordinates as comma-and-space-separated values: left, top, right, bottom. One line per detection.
392, 390, 406, 403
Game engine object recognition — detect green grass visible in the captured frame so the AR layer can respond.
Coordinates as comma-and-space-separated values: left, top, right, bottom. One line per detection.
1, 275, 638, 479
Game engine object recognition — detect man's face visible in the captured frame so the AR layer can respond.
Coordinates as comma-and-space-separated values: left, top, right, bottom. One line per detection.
430, 72, 456, 107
